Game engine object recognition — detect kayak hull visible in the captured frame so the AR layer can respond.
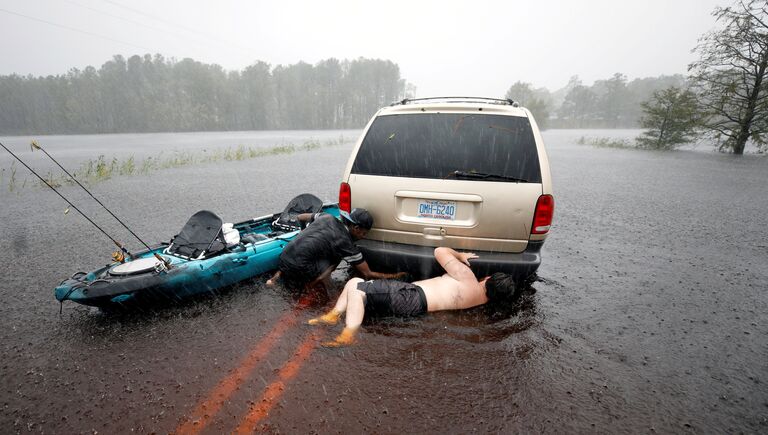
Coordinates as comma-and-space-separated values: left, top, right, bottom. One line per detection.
55, 204, 339, 309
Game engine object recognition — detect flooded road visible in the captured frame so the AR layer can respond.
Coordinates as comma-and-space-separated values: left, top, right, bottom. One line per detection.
1, 130, 767, 433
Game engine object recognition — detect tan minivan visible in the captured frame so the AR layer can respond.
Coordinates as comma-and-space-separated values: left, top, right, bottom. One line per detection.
339, 97, 554, 282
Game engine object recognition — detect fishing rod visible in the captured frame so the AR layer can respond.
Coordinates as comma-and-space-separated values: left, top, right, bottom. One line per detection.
30, 140, 153, 252
0, 140, 135, 259
27, 140, 172, 269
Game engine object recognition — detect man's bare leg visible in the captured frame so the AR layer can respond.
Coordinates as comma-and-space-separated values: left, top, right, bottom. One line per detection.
308, 277, 362, 326
322, 281, 367, 347
343, 287, 366, 329
305, 263, 338, 293
266, 270, 281, 287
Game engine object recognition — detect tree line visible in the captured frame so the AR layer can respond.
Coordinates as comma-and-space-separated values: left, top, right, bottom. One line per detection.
0, 55, 408, 135
504, 73, 688, 130
4, 1, 766, 155
508, 0, 768, 155
0, 54, 697, 136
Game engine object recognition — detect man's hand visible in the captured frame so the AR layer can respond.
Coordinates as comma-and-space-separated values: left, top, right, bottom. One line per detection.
458, 252, 478, 266
354, 261, 407, 281
392, 271, 408, 280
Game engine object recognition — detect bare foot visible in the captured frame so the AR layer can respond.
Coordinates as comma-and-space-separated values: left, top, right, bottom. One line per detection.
266, 271, 281, 287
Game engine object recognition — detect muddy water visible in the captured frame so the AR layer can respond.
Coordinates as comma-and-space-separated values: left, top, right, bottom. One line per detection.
1, 130, 766, 433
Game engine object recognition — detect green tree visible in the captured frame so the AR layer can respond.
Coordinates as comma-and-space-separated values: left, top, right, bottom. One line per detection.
504, 81, 551, 129
0, 55, 412, 134
636, 87, 702, 150
558, 79, 598, 128
592, 73, 630, 128
342, 58, 405, 128
314, 58, 343, 128
239, 61, 274, 130
689, 0, 768, 154
625, 74, 687, 125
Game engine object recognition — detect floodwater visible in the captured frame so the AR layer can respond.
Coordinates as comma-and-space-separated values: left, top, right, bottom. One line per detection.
0, 129, 766, 433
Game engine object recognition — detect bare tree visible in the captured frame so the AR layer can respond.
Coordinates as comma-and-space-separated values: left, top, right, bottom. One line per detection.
689, 0, 768, 154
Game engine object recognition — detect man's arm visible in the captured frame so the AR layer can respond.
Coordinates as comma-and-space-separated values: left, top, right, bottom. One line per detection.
434, 247, 479, 285
353, 261, 407, 280
297, 213, 314, 223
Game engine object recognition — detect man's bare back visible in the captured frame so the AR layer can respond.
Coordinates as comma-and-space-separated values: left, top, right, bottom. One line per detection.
307, 247, 507, 347
414, 273, 486, 312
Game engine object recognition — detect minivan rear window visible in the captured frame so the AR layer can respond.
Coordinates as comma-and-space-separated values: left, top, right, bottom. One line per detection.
351, 113, 541, 183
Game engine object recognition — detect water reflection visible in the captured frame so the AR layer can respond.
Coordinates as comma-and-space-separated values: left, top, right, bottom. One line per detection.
361, 279, 540, 345
57, 280, 279, 340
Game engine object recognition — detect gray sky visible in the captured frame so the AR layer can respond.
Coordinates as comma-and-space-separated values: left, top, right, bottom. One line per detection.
0, 0, 730, 97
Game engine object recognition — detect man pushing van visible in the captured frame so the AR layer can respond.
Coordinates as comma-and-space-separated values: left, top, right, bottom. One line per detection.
267, 208, 405, 291
308, 247, 516, 347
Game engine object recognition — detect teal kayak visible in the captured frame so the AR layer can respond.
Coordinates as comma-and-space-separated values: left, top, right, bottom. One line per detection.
55, 195, 337, 309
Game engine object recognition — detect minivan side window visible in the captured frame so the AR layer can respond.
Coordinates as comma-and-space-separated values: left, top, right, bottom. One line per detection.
351, 113, 542, 183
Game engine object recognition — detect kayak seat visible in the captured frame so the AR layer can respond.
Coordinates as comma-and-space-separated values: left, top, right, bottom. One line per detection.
167, 210, 227, 259
272, 193, 323, 232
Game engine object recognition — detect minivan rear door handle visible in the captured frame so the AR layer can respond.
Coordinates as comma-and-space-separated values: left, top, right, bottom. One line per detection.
423, 227, 446, 240
395, 191, 482, 202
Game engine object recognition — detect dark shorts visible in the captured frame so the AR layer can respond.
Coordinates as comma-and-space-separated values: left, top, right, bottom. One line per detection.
357, 279, 428, 318
278, 257, 313, 285
278, 256, 333, 287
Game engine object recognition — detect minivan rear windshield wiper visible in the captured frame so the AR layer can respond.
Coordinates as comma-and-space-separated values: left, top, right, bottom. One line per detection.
445, 170, 531, 183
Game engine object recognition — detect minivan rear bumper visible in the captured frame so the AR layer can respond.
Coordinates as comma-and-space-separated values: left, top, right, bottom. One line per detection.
356, 239, 543, 282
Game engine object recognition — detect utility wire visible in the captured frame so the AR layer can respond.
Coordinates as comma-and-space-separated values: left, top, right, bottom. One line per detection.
99, 0, 254, 54
0, 7, 152, 51
101, 0, 206, 36
63, 0, 252, 56
63, 0, 186, 41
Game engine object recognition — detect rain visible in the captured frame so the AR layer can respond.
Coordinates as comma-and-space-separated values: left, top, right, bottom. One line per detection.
1, 0, 767, 433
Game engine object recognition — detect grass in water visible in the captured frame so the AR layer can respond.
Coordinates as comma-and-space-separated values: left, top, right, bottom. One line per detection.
577, 136, 636, 149
3, 136, 350, 191
8, 161, 17, 192
119, 156, 135, 175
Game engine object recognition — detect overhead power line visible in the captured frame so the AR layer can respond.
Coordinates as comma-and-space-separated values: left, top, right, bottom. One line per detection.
64, 0, 252, 57
101, 0, 209, 38
63, 0, 185, 40
0, 7, 152, 51
99, 0, 255, 54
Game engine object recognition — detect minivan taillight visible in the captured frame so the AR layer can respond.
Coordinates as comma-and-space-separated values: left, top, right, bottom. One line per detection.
531, 194, 554, 234
339, 182, 351, 212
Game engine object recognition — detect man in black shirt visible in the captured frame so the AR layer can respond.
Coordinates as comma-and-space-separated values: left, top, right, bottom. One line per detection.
266, 208, 404, 291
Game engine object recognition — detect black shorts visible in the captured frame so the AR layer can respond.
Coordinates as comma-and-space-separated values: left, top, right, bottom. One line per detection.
357, 279, 428, 318
278, 258, 314, 287
278, 256, 334, 287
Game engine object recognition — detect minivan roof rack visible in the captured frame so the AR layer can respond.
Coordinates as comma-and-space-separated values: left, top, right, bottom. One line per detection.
391, 96, 519, 107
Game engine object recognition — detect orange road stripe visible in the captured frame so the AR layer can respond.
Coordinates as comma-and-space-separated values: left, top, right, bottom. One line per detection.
175, 310, 298, 434
233, 332, 318, 434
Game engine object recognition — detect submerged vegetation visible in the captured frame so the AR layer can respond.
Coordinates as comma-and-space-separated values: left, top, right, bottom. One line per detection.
3, 136, 347, 192
576, 136, 636, 149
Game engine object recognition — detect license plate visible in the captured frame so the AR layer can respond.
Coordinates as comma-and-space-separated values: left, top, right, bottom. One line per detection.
417, 200, 456, 220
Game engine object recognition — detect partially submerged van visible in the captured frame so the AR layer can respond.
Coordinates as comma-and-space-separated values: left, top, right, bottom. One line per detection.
339, 97, 554, 282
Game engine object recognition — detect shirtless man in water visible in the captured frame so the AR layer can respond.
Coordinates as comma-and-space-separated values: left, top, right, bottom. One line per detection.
308, 247, 516, 347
